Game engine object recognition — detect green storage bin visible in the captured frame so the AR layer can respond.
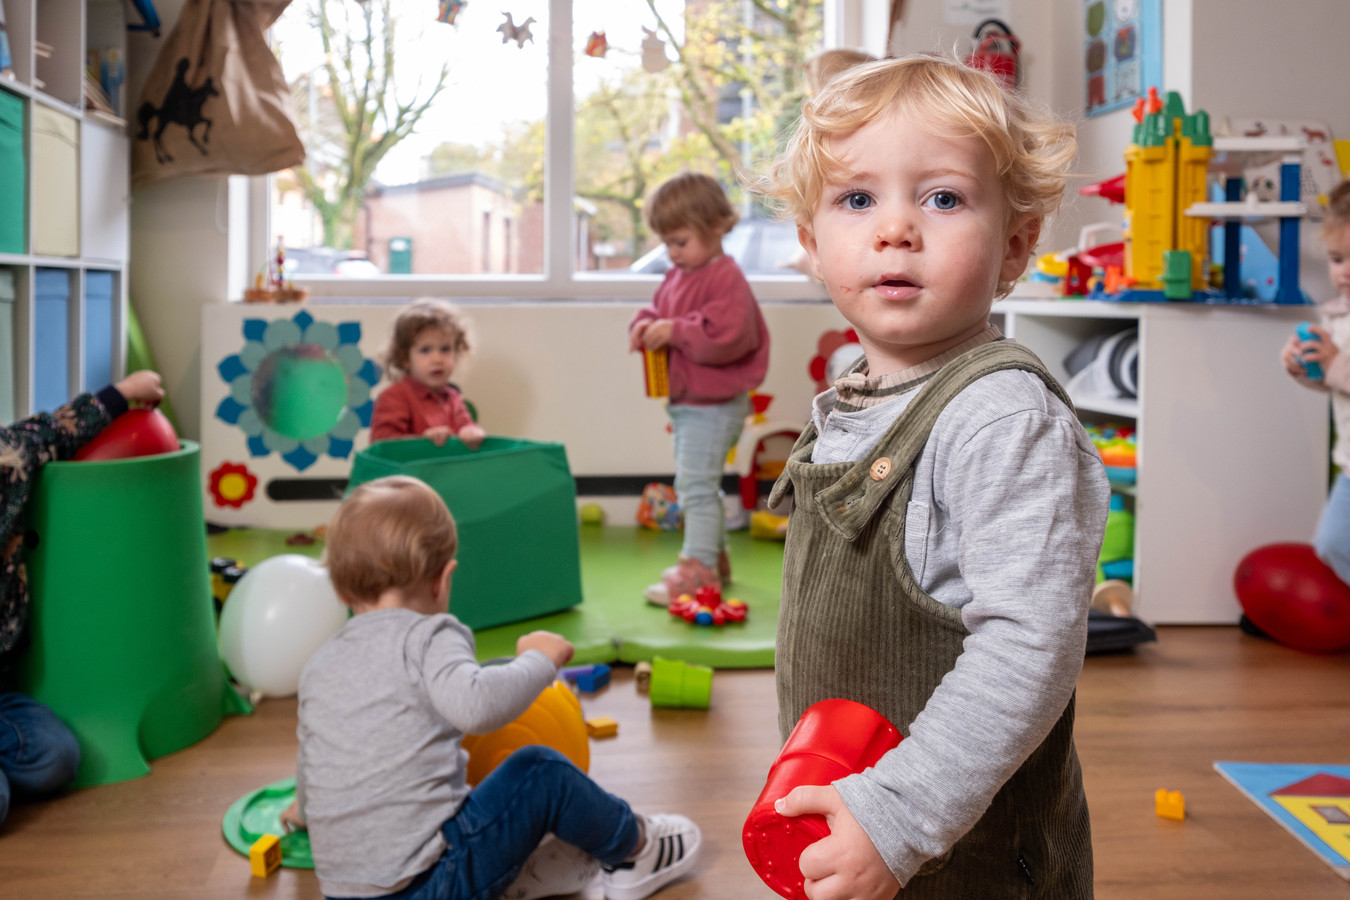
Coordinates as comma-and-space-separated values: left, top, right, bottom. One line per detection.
0, 89, 24, 255
16, 442, 246, 786
347, 437, 584, 630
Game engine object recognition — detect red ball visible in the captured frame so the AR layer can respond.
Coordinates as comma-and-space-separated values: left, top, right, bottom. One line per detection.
1234, 543, 1350, 653
74, 408, 179, 462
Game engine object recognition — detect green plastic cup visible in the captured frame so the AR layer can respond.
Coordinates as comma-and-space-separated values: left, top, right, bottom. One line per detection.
649, 657, 713, 709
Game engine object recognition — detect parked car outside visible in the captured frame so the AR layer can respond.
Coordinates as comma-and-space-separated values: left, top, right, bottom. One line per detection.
626, 217, 806, 276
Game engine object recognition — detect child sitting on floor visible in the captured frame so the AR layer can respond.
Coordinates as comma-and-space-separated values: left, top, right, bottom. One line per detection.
281, 475, 701, 900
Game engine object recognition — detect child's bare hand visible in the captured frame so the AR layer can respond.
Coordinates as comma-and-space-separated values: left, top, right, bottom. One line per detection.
775, 784, 901, 900
516, 631, 574, 668
629, 321, 650, 353
641, 320, 674, 350
458, 423, 487, 450
424, 425, 454, 446
1281, 334, 1306, 377
115, 370, 164, 407
1301, 325, 1339, 367
279, 798, 306, 833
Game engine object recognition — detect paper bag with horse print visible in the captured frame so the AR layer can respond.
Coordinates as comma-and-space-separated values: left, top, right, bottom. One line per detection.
132, 0, 304, 188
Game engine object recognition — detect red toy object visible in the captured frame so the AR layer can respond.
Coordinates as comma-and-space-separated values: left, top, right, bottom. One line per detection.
74, 408, 179, 461
667, 585, 747, 626
1234, 543, 1350, 653
743, 699, 903, 900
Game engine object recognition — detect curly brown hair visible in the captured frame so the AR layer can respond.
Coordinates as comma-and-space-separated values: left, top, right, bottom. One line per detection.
381, 299, 473, 380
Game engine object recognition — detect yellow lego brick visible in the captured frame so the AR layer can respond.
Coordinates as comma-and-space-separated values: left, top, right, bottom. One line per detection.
643, 348, 669, 398
1155, 788, 1185, 821
250, 833, 282, 877
586, 716, 619, 738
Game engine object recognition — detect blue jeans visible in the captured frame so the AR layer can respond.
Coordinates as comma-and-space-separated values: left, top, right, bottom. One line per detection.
336, 745, 639, 900
0, 691, 81, 827
1315, 474, 1350, 585
668, 396, 748, 568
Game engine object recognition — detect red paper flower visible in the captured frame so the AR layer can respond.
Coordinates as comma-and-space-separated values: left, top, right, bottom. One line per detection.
808, 328, 861, 392
209, 461, 258, 508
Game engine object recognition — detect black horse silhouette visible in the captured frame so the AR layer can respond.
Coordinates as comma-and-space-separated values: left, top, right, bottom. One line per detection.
137, 58, 219, 164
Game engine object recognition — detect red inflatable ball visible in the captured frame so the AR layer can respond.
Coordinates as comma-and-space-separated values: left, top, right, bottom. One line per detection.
1233, 543, 1350, 653
74, 408, 180, 462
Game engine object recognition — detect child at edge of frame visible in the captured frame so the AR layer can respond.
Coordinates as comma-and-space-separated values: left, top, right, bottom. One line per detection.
0, 369, 165, 830
279, 475, 701, 900
628, 171, 770, 607
1282, 179, 1350, 586
753, 53, 1110, 899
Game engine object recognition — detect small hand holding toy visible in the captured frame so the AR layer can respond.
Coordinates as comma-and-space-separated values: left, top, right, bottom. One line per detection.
1295, 321, 1331, 380
667, 584, 747, 626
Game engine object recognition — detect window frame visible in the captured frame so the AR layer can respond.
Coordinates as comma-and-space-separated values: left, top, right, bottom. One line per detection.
250, 0, 863, 303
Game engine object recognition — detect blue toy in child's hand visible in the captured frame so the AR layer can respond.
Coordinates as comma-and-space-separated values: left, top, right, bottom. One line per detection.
1297, 322, 1324, 381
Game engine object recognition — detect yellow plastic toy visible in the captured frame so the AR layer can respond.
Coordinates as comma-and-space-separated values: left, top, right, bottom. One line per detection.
462, 679, 589, 785
1155, 788, 1186, 821
585, 716, 618, 738
249, 833, 282, 877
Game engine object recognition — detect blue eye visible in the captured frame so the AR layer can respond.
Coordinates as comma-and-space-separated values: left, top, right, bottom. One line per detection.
928, 192, 959, 211
843, 192, 872, 211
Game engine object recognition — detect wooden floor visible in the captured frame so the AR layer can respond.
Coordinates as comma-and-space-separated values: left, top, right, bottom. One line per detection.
2, 626, 1349, 899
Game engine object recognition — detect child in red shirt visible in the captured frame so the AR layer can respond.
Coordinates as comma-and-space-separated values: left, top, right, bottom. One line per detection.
371, 300, 487, 450
629, 172, 770, 604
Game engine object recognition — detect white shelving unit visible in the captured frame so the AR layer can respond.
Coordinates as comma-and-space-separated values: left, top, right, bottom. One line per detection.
996, 290, 1329, 624
0, 0, 130, 421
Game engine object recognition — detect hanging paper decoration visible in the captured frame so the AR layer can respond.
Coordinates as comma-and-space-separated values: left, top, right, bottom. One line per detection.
497, 12, 536, 48
641, 27, 670, 73
437, 0, 466, 25
584, 30, 609, 58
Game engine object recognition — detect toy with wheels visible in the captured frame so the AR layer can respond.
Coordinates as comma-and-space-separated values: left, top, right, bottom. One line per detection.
743, 699, 902, 900
217, 554, 350, 698
73, 407, 179, 460
1234, 543, 1350, 653
461, 679, 589, 786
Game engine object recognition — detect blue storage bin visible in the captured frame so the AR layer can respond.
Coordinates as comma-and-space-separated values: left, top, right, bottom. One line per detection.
84, 270, 115, 392
34, 268, 71, 413
0, 89, 24, 255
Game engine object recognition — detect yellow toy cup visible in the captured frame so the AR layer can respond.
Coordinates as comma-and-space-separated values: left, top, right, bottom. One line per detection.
462, 679, 590, 785
649, 657, 713, 709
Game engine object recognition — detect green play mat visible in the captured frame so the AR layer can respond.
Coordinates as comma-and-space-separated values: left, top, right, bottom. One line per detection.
222, 777, 313, 869
208, 525, 783, 668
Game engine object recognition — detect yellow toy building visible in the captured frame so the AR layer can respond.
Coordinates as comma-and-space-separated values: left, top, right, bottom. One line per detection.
249, 833, 282, 877
1122, 89, 1212, 299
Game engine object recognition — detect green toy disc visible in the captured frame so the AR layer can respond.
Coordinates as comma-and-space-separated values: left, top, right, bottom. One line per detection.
221, 777, 314, 869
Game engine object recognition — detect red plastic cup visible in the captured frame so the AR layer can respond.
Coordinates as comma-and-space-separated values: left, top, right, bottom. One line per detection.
74, 408, 179, 462
742, 699, 902, 900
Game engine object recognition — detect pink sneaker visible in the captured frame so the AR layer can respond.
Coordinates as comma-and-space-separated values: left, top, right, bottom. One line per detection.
643, 557, 721, 607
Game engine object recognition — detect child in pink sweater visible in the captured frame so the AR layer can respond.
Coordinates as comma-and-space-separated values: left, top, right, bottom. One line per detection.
628, 172, 770, 604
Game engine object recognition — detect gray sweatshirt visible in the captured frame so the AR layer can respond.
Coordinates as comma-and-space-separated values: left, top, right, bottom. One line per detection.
807, 329, 1109, 883
295, 608, 557, 897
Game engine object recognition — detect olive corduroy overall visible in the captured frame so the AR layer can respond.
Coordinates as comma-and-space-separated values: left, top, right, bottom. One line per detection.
769, 341, 1093, 899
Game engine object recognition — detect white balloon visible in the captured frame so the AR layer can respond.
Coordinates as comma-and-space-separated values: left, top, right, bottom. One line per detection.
217, 554, 349, 698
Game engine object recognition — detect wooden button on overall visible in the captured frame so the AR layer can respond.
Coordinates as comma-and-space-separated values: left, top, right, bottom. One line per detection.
869, 457, 892, 481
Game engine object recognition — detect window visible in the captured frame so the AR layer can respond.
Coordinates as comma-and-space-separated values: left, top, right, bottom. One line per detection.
265, 0, 832, 300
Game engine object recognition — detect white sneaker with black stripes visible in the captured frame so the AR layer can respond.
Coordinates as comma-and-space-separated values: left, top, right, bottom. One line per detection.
601, 813, 702, 900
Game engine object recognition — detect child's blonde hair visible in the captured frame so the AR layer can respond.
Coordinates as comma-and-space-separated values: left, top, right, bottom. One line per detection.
325, 475, 458, 606
804, 48, 876, 95
1324, 179, 1350, 237
759, 54, 1076, 240
645, 172, 739, 241
382, 299, 472, 381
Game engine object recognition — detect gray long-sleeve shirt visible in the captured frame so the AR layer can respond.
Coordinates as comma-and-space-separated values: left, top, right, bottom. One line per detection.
807, 338, 1109, 883
295, 608, 557, 897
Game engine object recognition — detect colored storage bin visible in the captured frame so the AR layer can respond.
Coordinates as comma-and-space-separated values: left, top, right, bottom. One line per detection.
346, 437, 584, 630
0, 268, 13, 423
83, 269, 115, 391
34, 267, 70, 413
32, 105, 79, 258
15, 442, 247, 786
0, 89, 23, 255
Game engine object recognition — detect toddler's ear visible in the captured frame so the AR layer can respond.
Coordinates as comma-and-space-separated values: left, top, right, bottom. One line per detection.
1000, 215, 1041, 284
797, 223, 823, 282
